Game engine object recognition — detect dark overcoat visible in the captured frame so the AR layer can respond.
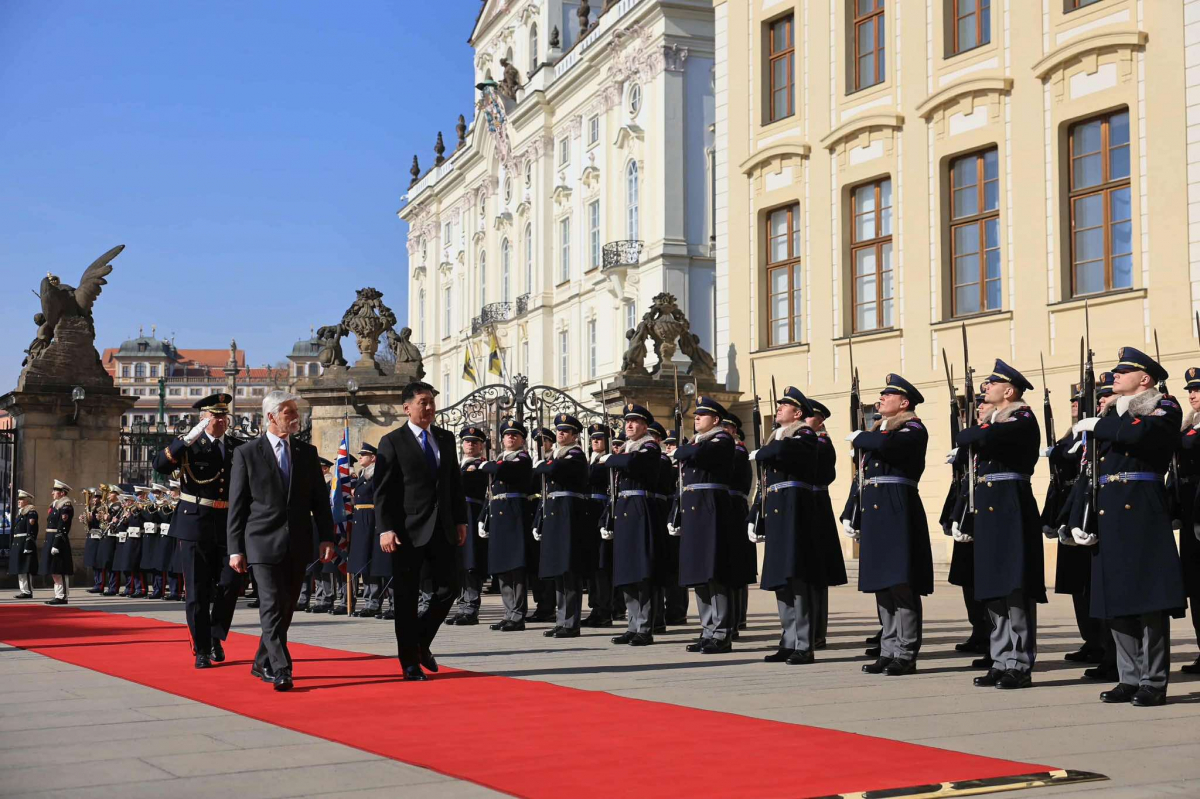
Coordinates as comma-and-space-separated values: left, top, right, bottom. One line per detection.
7, 507, 38, 576
40, 500, 74, 576
674, 429, 736, 587
458, 457, 489, 573
534, 445, 595, 578
604, 439, 662, 587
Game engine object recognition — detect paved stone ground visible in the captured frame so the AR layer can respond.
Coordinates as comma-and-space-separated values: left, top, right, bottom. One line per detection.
3, 582, 1200, 798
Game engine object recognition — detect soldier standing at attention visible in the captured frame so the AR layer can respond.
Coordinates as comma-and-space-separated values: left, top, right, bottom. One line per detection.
9, 490, 38, 599
722, 414, 756, 637
844, 375, 933, 676
349, 444, 378, 616
582, 423, 616, 628
480, 419, 534, 631
1073, 347, 1186, 706
41, 480, 75, 605
1177, 368, 1200, 674
447, 426, 489, 625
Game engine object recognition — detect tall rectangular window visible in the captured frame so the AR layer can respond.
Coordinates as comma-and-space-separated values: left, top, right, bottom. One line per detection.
766, 204, 803, 346
559, 217, 571, 283
559, 330, 569, 385
443, 286, 452, 338
950, 148, 1001, 316
768, 15, 794, 122
559, 137, 570, 166
589, 200, 601, 270
587, 319, 597, 378
853, 0, 886, 92
443, 372, 451, 400
624, 301, 636, 334
1069, 110, 1132, 296
851, 177, 894, 332
588, 115, 599, 145
951, 0, 990, 54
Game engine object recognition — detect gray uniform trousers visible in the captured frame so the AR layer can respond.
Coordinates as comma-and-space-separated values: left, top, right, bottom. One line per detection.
455, 570, 483, 618
316, 573, 347, 608
987, 588, 1037, 673
695, 580, 732, 641
877, 584, 922, 661
555, 572, 582, 630
498, 568, 527, 622
362, 577, 385, 612
623, 579, 653, 634
776, 577, 817, 652
1110, 612, 1170, 690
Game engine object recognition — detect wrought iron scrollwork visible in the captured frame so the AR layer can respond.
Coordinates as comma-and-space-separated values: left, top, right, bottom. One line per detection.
434, 383, 519, 446
520, 385, 608, 430
602, 240, 644, 270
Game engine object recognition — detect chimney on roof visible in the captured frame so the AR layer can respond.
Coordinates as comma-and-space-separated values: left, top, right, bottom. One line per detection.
151, 324, 156, 338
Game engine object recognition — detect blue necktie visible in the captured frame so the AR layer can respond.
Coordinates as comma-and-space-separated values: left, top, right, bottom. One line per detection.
421, 430, 438, 476
278, 440, 291, 486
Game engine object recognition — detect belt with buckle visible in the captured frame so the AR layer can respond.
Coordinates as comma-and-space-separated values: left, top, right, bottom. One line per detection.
490, 492, 527, 500
683, 482, 729, 492
1099, 471, 1162, 485
547, 491, 587, 500
619, 490, 649, 498
766, 480, 828, 493
179, 492, 228, 509
864, 476, 918, 488
589, 493, 609, 501
978, 472, 1032, 484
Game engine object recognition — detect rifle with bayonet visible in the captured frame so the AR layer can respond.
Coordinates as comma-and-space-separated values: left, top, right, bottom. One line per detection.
747, 361, 766, 541
939, 350, 964, 536
847, 338, 865, 530
1154, 330, 1183, 521
1078, 302, 1099, 538
961, 323, 977, 518
599, 381, 617, 534
531, 401, 547, 538
1040, 351, 1066, 514
668, 365, 684, 533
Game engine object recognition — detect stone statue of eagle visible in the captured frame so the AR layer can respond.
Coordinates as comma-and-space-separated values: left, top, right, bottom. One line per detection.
26, 245, 124, 365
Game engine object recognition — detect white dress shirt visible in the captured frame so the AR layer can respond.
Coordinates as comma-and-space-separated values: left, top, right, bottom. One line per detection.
265, 430, 289, 471
407, 420, 440, 467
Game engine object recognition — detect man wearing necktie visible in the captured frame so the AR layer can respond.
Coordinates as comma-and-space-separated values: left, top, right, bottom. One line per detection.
375, 381, 468, 681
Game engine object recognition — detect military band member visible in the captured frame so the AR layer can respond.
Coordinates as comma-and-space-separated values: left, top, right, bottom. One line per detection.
98, 486, 121, 595
532, 414, 592, 637
844, 375, 933, 676
139, 485, 166, 598
583, 423, 616, 627
804, 399, 847, 650
1178, 367, 1200, 674
40, 479, 75, 605
82, 489, 103, 593
121, 485, 151, 598
447, 426, 488, 625
9, 490, 38, 599
722, 413, 756, 636
604, 405, 663, 646
1069, 347, 1186, 706
349, 444, 378, 616
162, 480, 183, 600
150, 393, 244, 668
480, 419, 534, 631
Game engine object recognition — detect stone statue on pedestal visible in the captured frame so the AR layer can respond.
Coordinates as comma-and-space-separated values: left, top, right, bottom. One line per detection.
618, 292, 716, 379
340, 287, 398, 372
387, 327, 425, 380
315, 325, 348, 368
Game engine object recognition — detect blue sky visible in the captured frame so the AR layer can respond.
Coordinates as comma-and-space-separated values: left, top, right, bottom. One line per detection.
0, 0, 477, 388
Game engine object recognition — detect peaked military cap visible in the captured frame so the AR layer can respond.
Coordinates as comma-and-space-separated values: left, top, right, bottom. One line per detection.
1070, 382, 1083, 401
663, 428, 679, 445
622, 403, 654, 423
118, 483, 135, 495
694, 396, 727, 418
1185, 367, 1200, 392
500, 418, 528, 438
720, 410, 742, 429
807, 399, 832, 419
458, 425, 486, 442
647, 420, 667, 438
193, 392, 232, 415
1113, 346, 1168, 383
151, 483, 168, 493
318, 457, 334, 468
778, 386, 810, 412
133, 485, 151, 494
554, 413, 583, 433
16, 489, 33, 501
587, 423, 611, 439
533, 426, 555, 442
52, 479, 72, 492
613, 430, 628, 443
169, 479, 180, 489
1097, 371, 1116, 397
358, 442, 378, 456
987, 359, 1034, 393
881, 374, 924, 405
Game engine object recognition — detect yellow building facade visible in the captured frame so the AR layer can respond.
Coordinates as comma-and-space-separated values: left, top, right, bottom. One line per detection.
714, 0, 1196, 575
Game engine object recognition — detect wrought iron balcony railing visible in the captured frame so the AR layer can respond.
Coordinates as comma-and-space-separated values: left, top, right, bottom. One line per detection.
602, 239, 644, 269
480, 301, 513, 325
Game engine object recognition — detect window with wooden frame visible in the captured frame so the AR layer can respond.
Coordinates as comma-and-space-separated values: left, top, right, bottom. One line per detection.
852, 0, 886, 92
851, 178, 893, 332
949, 148, 1000, 317
1068, 110, 1131, 296
950, 0, 990, 54
766, 204, 803, 346
767, 15, 795, 123
1066, 0, 1101, 11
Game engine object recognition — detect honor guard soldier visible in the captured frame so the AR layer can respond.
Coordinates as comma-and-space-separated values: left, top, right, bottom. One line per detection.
480, 419, 534, 631
532, 414, 592, 637
946, 389, 993, 663
349, 444, 378, 616
673, 397, 736, 653
315, 456, 349, 615
604, 404, 664, 645
9, 490, 38, 599
722, 413, 757, 635
803, 399, 847, 649
955, 360, 1045, 690
447, 426, 489, 625
1071, 347, 1186, 706
650, 420, 687, 630
151, 392, 244, 668
41, 480, 75, 605
583, 423, 616, 627
1178, 367, 1200, 673
527, 427, 558, 624
843, 375, 934, 676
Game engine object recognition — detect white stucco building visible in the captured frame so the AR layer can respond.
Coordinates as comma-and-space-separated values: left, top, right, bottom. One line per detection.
400, 0, 715, 405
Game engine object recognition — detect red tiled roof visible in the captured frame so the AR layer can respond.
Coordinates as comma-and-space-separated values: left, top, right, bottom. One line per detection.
176, 349, 247, 368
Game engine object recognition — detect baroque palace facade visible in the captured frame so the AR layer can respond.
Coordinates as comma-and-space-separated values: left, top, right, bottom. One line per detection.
400, 0, 717, 402
715, 0, 1196, 571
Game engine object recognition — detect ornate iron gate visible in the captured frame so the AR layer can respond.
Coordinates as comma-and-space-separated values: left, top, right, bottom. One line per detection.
119, 418, 312, 486
434, 376, 612, 448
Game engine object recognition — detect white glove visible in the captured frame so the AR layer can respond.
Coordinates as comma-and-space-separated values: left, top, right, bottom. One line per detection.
747, 523, 758, 543
748, 449, 760, 461
1072, 417, 1100, 435
951, 522, 973, 543
840, 518, 860, 540
1193, 420, 1200, 430
532, 527, 541, 541
1040, 447, 1053, 458
945, 448, 959, 464
667, 523, 680, 537
845, 431, 862, 444
1057, 527, 1077, 546
1068, 440, 1083, 455
600, 527, 613, 540
1042, 524, 1059, 540
477, 521, 489, 539
1071, 527, 1098, 547
51, 547, 60, 555
532, 459, 545, 469
184, 418, 209, 444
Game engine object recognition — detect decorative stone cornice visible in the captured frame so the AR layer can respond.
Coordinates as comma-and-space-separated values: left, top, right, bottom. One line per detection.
552, 183, 573, 208
1032, 30, 1147, 102
739, 140, 811, 176
819, 113, 904, 168
614, 123, 644, 149
915, 76, 1012, 138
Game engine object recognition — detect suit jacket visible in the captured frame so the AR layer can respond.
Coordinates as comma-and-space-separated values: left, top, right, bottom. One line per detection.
152, 434, 242, 544
374, 423, 467, 548
227, 434, 335, 565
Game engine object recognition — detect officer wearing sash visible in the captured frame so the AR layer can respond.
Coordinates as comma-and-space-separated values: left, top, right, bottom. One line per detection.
1178, 367, 1200, 674
447, 426, 488, 625
481, 419, 534, 631
533, 413, 592, 637
9, 490, 38, 599
349, 444, 378, 616
151, 392, 243, 667
583, 423, 616, 628
1072, 347, 1186, 705
41, 480, 75, 605
844, 375, 933, 676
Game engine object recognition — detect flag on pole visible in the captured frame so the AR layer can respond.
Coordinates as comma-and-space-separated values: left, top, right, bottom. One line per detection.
488, 332, 503, 376
463, 345, 478, 385
329, 424, 355, 575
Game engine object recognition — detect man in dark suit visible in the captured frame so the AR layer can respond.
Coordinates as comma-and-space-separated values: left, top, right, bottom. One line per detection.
152, 393, 245, 668
228, 390, 335, 691
375, 381, 468, 681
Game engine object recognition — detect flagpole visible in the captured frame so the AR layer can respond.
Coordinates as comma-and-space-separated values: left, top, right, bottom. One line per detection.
470, 340, 486, 389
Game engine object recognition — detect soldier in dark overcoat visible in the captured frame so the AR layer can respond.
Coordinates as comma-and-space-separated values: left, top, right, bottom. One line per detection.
723, 419, 756, 634
533, 413, 592, 637
82, 489, 103, 592
944, 391, 991, 660
804, 400, 847, 649
651, 422, 688, 630
1072, 347, 1186, 706
40, 480, 75, 604
583, 424, 616, 627
480, 419, 534, 631
160, 481, 183, 601
603, 404, 663, 645
447, 426, 489, 625
8, 490, 38, 598
1177, 367, 1200, 674
844, 375, 933, 676
98, 488, 121, 595
348, 444, 377, 615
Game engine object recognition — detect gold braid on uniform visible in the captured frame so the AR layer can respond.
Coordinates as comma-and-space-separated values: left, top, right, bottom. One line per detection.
179, 450, 223, 486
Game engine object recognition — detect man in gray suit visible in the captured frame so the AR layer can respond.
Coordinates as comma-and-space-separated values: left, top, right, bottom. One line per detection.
228, 390, 335, 691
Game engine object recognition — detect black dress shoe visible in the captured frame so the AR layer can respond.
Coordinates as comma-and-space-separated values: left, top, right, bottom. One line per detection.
702, 638, 732, 654
862, 657, 893, 674
787, 649, 815, 665
581, 614, 612, 628
764, 648, 794, 663
611, 631, 636, 645
382, 609, 395, 620
419, 648, 438, 673
864, 645, 881, 658
453, 615, 478, 625
630, 633, 654, 646
543, 626, 563, 638
554, 627, 580, 638
402, 665, 427, 682
1181, 657, 1200, 674
297, 602, 310, 612
273, 669, 293, 691
685, 638, 709, 653
103, 591, 117, 597
1132, 686, 1167, 707
442, 614, 459, 625
328, 606, 347, 616
210, 640, 225, 663
250, 663, 265, 680
246, 599, 260, 609
44, 598, 68, 605
971, 656, 993, 669
251, 663, 275, 682
86, 587, 102, 594
974, 669, 1003, 687
195, 653, 211, 669
1064, 648, 1102, 663
865, 631, 881, 644
309, 604, 331, 614
12, 593, 32, 599
885, 658, 916, 676
490, 620, 507, 630
499, 620, 525, 632
1101, 683, 1140, 703
998, 669, 1032, 689
1083, 664, 1117, 681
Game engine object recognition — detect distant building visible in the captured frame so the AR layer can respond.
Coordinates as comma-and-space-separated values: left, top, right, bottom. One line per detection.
286, 331, 327, 380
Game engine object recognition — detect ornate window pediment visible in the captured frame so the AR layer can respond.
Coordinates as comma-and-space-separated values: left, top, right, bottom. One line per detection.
493, 211, 513, 231
581, 164, 601, 190
1032, 30, 1146, 103
915, 76, 1013, 140
614, 123, 644, 150
739, 141, 811, 176
818, 113, 904, 168
552, 183, 573, 208
515, 193, 531, 217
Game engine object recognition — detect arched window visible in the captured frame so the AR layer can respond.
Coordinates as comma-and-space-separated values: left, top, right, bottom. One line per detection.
529, 25, 539, 74
478, 252, 487, 306
501, 239, 511, 303
626, 161, 640, 240
524, 224, 533, 293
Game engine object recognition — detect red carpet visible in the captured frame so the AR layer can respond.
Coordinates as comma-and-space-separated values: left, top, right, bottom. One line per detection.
1, 605, 1075, 798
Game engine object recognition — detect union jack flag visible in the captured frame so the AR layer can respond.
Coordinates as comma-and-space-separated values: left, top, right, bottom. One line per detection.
329, 424, 355, 575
